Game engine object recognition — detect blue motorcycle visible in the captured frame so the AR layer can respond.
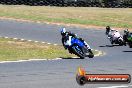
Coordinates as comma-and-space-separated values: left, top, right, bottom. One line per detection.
64, 36, 94, 59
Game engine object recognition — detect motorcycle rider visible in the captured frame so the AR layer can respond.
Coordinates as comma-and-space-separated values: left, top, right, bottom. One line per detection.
123, 29, 129, 43
60, 27, 92, 54
106, 26, 111, 35
105, 26, 115, 38
105, 26, 122, 44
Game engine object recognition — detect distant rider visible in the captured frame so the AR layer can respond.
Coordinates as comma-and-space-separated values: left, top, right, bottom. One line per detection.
123, 29, 129, 43
106, 26, 111, 35
123, 29, 132, 46
106, 26, 122, 43
60, 27, 92, 54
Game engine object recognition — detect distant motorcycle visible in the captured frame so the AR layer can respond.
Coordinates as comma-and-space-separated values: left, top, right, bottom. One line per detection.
109, 36, 124, 46
106, 29, 125, 46
64, 36, 94, 59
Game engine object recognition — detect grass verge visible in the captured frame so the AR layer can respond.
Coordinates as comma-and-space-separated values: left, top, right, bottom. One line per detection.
0, 5, 132, 28
0, 37, 74, 61
0, 37, 99, 61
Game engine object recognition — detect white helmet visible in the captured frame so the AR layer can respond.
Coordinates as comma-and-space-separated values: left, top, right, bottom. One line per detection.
60, 28, 66, 36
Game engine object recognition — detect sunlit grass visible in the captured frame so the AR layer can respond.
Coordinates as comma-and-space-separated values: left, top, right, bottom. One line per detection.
0, 37, 98, 61
0, 5, 131, 28
0, 37, 75, 61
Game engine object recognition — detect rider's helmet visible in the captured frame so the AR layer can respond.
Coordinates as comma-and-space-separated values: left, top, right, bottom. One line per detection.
124, 29, 129, 34
106, 26, 111, 35
106, 26, 110, 30
60, 27, 66, 36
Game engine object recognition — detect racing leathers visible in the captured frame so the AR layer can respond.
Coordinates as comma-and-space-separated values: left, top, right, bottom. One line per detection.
61, 31, 91, 54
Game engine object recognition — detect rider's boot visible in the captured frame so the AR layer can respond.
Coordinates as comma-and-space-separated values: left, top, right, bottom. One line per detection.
124, 42, 127, 46
88, 49, 93, 54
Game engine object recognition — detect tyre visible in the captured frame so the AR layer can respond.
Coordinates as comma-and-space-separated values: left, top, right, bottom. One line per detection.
119, 40, 124, 46
129, 45, 132, 48
119, 42, 124, 46
128, 43, 132, 48
127, 41, 132, 48
72, 45, 85, 59
118, 37, 124, 46
88, 53, 94, 58
87, 49, 94, 58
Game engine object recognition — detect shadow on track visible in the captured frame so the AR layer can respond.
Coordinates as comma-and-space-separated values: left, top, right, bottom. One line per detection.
60, 57, 82, 60
123, 51, 132, 52
99, 45, 121, 47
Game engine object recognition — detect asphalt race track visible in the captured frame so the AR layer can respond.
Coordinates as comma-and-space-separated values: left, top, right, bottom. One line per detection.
0, 20, 132, 88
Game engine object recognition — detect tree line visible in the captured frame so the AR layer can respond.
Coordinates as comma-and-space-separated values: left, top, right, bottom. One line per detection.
0, 0, 132, 8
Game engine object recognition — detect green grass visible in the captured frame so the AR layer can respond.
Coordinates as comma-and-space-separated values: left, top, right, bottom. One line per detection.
0, 37, 76, 61
0, 37, 99, 61
0, 5, 132, 28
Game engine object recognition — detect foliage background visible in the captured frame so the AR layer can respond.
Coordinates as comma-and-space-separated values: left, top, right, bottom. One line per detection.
0, 0, 132, 7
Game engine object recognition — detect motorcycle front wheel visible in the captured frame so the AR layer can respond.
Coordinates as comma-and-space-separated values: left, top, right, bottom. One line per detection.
72, 45, 85, 59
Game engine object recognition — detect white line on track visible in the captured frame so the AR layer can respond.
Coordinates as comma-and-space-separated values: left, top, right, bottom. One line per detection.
94, 50, 104, 57
0, 58, 62, 63
13, 38, 18, 40
97, 85, 132, 88
5, 37, 9, 39
42, 42, 45, 43
0, 36, 59, 47
28, 40, 32, 42
53, 44, 58, 46
20, 39, 25, 41
47, 43, 51, 44
34, 41, 39, 43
